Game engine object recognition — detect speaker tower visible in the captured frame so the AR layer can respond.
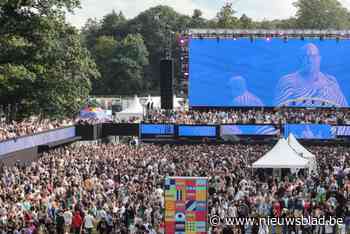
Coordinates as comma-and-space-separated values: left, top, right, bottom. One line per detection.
160, 59, 174, 109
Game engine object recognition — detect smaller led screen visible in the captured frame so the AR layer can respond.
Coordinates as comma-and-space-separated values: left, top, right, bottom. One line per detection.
178, 125, 216, 137
334, 126, 350, 136
284, 124, 335, 139
140, 124, 174, 135
221, 125, 278, 136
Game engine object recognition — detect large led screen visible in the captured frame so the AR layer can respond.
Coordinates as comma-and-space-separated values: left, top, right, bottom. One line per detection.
284, 124, 335, 139
221, 125, 279, 136
189, 38, 350, 107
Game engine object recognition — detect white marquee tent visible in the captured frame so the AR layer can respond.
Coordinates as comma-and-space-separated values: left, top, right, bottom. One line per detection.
252, 138, 310, 169
116, 96, 144, 120
287, 133, 318, 173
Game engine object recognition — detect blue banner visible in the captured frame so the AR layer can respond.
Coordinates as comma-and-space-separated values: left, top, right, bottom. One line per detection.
284, 124, 335, 139
221, 125, 278, 136
140, 124, 174, 135
178, 126, 216, 137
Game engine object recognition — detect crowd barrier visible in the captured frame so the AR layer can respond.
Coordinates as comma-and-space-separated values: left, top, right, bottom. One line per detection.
0, 126, 76, 157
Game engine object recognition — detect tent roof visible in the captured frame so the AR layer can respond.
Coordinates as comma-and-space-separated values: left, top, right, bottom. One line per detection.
120, 96, 143, 114
252, 138, 309, 169
287, 133, 315, 160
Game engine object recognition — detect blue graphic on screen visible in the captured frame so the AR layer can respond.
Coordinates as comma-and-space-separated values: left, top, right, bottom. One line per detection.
284, 124, 335, 139
141, 124, 174, 135
178, 126, 216, 137
221, 125, 278, 136
334, 126, 350, 136
189, 38, 350, 107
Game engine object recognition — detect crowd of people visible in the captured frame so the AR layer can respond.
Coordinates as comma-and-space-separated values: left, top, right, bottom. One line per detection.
143, 109, 350, 125
0, 142, 349, 233
0, 119, 74, 142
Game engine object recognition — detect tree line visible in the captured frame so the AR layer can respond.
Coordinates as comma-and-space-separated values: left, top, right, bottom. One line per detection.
1, 0, 350, 118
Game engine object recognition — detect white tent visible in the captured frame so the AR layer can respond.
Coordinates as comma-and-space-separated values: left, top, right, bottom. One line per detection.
117, 96, 144, 120
252, 138, 310, 169
287, 133, 318, 173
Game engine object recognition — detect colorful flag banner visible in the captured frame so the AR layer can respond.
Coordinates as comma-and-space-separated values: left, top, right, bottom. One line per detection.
164, 177, 208, 234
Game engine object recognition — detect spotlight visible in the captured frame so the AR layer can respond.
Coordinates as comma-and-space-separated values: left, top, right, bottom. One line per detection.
266, 36, 271, 42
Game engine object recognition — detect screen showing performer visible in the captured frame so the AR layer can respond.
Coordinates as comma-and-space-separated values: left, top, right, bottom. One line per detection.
189, 38, 350, 107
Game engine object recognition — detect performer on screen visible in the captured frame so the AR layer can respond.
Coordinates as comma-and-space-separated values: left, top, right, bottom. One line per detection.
228, 76, 264, 106
275, 43, 348, 107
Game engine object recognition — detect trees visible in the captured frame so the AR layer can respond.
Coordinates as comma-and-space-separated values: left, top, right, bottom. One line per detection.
91, 34, 149, 95
216, 2, 239, 28
0, 0, 99, 118
294, 0, 350, 29
239, 14, 254, 29
126, 6, 191, 92
188, 9, 207, 28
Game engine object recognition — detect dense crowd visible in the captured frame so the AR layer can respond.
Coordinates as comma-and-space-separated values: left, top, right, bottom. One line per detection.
143, 109, 350, 125
0, 142, 349, 233
0, 119, 74, 142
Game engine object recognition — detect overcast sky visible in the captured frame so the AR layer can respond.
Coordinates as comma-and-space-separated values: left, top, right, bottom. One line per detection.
66, 0, 350, 28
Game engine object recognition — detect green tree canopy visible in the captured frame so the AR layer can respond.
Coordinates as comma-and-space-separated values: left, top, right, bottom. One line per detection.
294, 0, 350, 29
0, 0, 99, 118
216, 3, 239, 28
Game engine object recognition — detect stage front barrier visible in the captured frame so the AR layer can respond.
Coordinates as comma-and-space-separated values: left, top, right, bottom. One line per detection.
0, 126, 76, 157
164, 177, 208, 234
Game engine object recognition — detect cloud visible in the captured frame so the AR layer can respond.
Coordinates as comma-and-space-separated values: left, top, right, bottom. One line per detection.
66, 0, 350, 28
234, 0, 296, 20
66, 0, 218, 28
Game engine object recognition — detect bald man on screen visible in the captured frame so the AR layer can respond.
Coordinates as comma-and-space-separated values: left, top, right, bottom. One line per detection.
228, 76, 264, 107
275, 43, 348, 107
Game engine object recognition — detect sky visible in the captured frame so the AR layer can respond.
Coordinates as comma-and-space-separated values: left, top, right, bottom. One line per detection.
66, 0, 350, 28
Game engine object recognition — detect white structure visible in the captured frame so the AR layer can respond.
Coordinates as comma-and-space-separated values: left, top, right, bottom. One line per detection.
252, 138, 310, 169
287, 134, 318, 174
144, 95, 184, 109
116, 96, 144, 120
